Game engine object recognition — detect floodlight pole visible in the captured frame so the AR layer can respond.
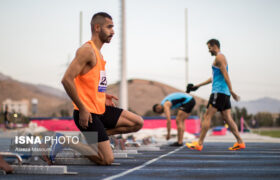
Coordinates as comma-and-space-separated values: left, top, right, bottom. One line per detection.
79, 11, 83, 46
185, 8, 189, 85
120, 0, 128, 110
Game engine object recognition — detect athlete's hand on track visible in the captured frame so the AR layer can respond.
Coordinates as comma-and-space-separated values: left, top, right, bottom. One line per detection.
105, 94, 119, 107
79, 108, 92, 129
231, 91, 240, 102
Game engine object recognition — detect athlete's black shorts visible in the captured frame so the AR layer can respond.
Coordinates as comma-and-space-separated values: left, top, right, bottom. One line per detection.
207, 93, 231, 112
178, 98, 196, 113
73, 106, 123, 143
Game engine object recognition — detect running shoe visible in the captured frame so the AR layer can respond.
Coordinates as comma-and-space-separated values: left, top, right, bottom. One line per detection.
228, 142, 246, 151
185, 141, 203, 151
49, 132, 65, 163
169, 142, 183, 147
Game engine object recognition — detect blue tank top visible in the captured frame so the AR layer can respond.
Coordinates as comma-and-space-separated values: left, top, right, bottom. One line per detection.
161, 92, 193, 109
212, 65, 231, 96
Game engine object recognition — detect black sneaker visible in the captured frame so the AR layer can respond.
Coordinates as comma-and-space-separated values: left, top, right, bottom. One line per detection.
169, 142, 183, 146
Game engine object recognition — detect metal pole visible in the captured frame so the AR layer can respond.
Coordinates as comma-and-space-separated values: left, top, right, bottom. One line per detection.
120, 0, 128, 109
185, 8, 189, 85
79, 11, 83, 46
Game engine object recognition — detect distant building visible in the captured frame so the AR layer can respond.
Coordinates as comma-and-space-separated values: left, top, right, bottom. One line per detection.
2, 99, 29, 116
272, 113, 279, 119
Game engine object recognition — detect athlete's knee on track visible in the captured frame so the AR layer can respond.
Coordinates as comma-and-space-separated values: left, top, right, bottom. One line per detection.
103, 155, 114, 165
134, 115, 143, 132
96, 154, 114, 166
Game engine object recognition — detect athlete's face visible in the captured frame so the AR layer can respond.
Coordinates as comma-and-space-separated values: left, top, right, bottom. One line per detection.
155, 105, 164, 113
207, 44, 216, 56
99, 18, 114, 43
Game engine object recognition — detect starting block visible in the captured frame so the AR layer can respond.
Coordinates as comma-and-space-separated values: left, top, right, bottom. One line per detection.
113, 149, 138, 154
0, 152, 78, 175
113, 153, 128, 158
0, 170, 6, 175
0, 152, 23, 164
126, 146, 160, 151
125, 142, 141, 147
54, 158, 120, 166
11, 165, 77, 175
56, 151, 129, 159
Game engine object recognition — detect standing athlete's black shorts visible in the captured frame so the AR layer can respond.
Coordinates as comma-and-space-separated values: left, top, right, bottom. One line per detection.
178, 98, 196, 113
73, 106, 123, 144
207, 93, 231, 112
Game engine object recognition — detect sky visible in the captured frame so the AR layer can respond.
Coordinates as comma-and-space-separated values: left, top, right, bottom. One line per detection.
0, 0, 280, 101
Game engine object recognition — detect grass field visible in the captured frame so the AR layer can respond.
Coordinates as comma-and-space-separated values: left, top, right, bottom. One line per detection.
253, 129, 280, 138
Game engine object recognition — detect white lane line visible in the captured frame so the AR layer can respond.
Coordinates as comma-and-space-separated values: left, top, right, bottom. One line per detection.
103, 146, 184, 180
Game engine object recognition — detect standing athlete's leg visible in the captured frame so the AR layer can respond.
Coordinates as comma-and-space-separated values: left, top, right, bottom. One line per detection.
106, 110, 143, 136
176, 110, 189, 144
186, 105, 217, 151
198, 105, 217, 145
221, 109, 243, 143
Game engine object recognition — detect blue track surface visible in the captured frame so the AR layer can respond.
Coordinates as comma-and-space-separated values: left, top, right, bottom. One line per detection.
1, 142, 280, 180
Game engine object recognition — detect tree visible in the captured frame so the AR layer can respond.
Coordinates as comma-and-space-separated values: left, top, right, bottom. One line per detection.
254, 112, 274, 127
232, 106, 253, 127
143, 110, 158, 117
60, 109, 70, 117
191, 110, 198, 116
198, 104, 207, 115
276, 114, 280, 127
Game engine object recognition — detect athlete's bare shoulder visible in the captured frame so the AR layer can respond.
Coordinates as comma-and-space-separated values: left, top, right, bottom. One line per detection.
215, 53, 227, 67
76, 43, 94, 60
163, 101, 172, 108
71, 43, 97, 75
75, 43, 97, 67
216, 53, 225, 60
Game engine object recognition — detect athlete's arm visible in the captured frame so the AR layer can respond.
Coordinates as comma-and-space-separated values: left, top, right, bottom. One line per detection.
163, 101, 172, 140
216, 54, 240, 101
61, 44, 96, 128
194, 78, 212, 88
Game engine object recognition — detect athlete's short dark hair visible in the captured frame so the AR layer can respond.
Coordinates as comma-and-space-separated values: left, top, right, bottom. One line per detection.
91, 12, 112, 33
207, 39, 220, 48
152, 104, 159, 113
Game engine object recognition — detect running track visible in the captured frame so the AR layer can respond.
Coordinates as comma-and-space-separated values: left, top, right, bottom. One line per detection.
3, 142, 280, 180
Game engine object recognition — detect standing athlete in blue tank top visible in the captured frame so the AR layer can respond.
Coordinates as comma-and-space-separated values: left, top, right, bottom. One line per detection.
153, 92, 196, 146
186, 39, 245, 151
